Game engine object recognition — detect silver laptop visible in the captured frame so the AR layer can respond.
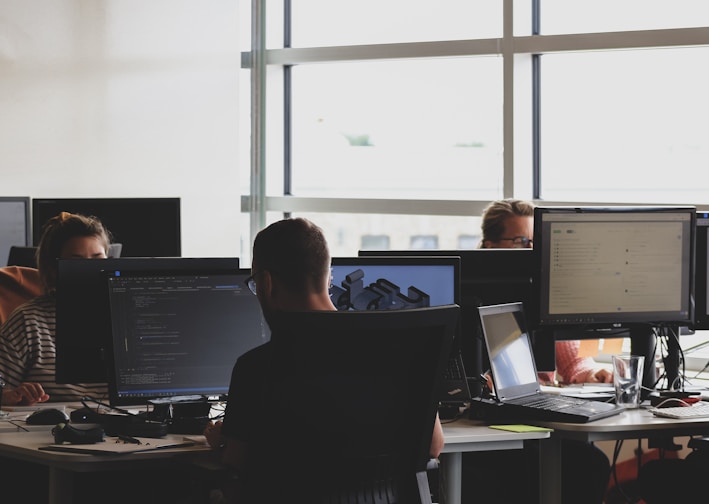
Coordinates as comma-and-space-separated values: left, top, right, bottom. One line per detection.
478, 302, 624, 423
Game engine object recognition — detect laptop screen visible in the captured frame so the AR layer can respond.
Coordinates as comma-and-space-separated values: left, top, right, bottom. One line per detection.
478, 302, 540, 401
105, 268, 269, 406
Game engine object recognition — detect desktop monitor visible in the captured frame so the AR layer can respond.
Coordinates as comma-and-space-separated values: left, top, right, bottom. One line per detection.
533, 206, 696, 393
55, 257, 240, 385
0, 197, 31, 267
533, 206, 695, 329
330, 256, 460, 312
106, 268, 269, 407
694, 211, 709, 330
358, 249, 537, 393
32, 197, 181, 257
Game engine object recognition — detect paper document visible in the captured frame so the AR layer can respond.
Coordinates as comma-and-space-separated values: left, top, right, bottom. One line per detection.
39, 437, 194, 455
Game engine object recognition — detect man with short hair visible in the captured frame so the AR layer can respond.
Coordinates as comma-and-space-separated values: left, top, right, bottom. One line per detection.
208, 217, 444, 503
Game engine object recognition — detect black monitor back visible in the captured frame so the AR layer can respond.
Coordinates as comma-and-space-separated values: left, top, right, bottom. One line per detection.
359, 249, 536, 394
56, 257, 239, 384
695, 211, 709, 330
32, 197, 181, 258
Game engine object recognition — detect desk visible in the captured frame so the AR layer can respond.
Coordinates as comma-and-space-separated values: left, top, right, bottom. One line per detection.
440, 418, 550, 504
0, 423, 209, 504
536, 406, 709, 504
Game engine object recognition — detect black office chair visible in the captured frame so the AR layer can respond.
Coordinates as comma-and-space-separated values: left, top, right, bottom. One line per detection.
240, 305, 458, 504
6, 246, 37, 268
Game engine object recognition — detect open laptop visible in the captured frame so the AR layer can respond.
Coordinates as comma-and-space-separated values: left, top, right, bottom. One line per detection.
476, 302, 624, 423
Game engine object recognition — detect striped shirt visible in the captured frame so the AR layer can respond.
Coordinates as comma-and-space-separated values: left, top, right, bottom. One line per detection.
0, 295, 108, 402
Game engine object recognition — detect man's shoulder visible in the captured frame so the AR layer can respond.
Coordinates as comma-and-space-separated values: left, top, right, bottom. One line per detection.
237, 341, 271, 365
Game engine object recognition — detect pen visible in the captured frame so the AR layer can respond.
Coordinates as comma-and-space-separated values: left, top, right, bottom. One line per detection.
117, 435, 141, 444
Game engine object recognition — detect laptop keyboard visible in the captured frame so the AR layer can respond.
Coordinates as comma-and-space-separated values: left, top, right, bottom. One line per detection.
444, 356, 466, 380
515, 394, 589, 412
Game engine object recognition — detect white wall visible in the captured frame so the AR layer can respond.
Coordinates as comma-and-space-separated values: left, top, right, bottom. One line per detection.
0, 0, 242, 259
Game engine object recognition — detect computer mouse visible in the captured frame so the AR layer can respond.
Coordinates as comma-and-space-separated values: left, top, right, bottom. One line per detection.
26, 407, 70, 425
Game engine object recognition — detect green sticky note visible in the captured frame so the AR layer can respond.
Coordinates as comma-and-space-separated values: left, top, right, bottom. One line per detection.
488, 424, 553, 433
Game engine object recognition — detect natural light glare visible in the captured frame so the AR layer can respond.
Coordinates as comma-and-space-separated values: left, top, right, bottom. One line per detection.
541, 47, 709, 203
288, 58, 504, 199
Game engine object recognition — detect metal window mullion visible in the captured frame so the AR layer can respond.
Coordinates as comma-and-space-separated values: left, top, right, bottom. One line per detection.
249, 0, 267, 245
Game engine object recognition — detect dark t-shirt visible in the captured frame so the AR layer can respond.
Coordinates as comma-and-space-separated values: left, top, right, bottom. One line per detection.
220, 341, 270, 442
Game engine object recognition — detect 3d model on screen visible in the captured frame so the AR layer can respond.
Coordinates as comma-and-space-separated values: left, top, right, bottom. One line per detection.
330, 269, 430, 310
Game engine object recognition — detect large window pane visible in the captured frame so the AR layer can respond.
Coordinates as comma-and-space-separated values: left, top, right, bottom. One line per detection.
289, 58, 503, 200
290, 0, 501, 47
541, 0, 709, 34
541, 47, 709, 203
295, 213, 482, 258
240, 212, 483, 264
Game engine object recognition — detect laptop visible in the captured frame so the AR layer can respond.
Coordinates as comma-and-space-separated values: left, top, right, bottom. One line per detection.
476, 302, 624, 423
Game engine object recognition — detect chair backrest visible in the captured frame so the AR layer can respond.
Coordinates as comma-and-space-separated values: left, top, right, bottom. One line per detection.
246, 305, 458, 504
6, 246, 37, 268
0, 266, 42, 325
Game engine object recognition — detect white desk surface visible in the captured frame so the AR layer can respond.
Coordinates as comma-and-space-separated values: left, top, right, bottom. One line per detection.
440, 406, 709, 504
533, 404, 709, 441
0, 408, 210, 504
534, 404, 709, 504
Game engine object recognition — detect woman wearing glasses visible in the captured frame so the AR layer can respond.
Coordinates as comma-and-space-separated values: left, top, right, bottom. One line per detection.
467, 198, 612, 504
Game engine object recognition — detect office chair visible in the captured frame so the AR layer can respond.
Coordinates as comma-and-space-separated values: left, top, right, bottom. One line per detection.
240, 305, 458, 504
6, 246, 37, 268
0, 266, 42, 325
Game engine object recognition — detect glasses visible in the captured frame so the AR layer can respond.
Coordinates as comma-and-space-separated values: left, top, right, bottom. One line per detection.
246, 274, 258, 295
498, 236, 533, 248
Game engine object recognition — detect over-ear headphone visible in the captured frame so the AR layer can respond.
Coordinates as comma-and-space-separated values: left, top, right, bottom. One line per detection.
52, 422, 105, 444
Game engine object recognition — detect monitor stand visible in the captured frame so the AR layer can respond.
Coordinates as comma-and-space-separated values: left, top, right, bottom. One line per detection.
629, 327, 664, 399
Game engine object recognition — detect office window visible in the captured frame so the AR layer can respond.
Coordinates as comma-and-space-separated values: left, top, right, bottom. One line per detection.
243, 1, 709, 375
409, 235, 438, 250
288, 58, 503, 200
457, 234, 480, 250
290, 0, 501, 47
360, 234, 390, 251
541, 47, 709, 204
541, 0, 709, 34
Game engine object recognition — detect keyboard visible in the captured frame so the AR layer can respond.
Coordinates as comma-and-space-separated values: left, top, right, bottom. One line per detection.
469, 392, 624, 423
649, 401, 709, 419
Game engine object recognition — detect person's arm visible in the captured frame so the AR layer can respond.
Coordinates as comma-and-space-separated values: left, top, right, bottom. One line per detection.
555, 340, 612, 384
430, 413, 444, 459
2, 382, 49, 406
203, 420, 224, 449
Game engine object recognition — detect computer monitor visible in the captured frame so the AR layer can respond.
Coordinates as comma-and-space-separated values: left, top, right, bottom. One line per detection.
330, 256, 460, 311
358, 249, 536, 393
32, 197, 181, 257
534, 206, 696, 393
694, 211, 709, 330
533, 206, 695, 329
0, 197, 31, 267
55, 257, 240, 385
106, 268, 269, 407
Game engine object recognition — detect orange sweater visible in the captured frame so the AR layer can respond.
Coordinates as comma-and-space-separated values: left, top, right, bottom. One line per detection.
0, 266, 42, 326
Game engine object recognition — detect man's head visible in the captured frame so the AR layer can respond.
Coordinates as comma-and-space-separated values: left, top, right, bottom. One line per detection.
251, 217, 336, 316
480, 199, 535, 249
